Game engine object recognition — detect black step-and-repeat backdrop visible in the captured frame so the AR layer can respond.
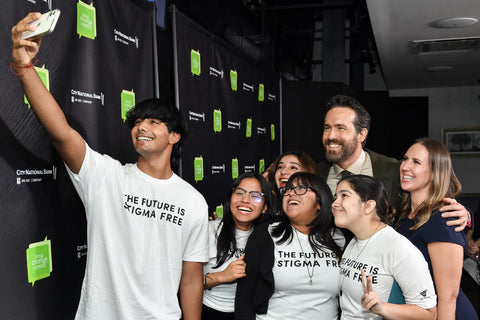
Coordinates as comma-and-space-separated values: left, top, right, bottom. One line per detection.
0, 1, 155, 319
173, 9, 281, 214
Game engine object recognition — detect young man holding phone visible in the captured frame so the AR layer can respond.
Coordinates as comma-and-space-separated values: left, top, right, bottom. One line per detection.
11, 12, 209, 320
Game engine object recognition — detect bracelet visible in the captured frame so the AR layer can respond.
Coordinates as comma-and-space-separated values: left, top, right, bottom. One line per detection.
10, 57, 39, 76
203, 273, 212, 290
466, 210, 472, 228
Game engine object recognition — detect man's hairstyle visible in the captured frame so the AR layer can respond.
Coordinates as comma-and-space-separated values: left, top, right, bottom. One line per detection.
126, 98, 188, 171
326, 94, 371, 147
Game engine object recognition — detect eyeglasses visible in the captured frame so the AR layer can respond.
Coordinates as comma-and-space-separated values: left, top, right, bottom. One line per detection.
232, 188, 265, 203
279, 185, 313, 196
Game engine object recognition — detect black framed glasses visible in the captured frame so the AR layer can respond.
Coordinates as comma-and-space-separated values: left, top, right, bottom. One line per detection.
232, 188, 265, 203
279, 185, 313, 196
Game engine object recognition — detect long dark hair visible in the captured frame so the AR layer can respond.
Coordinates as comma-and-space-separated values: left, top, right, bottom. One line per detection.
266, 150, 316, 211
214, 172, 276, 268
271, 172, 342, 258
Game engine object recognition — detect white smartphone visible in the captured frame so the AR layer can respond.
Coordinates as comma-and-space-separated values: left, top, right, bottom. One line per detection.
21, 9, 61, 40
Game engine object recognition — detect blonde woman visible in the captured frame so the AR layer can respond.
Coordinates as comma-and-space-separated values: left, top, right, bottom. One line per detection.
397, 138, 477, 319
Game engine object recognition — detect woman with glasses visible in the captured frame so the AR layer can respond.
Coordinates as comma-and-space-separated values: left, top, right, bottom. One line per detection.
235, 172, 344, 319
333, 174, 437, 319
396, 138, 478, 319
202, 172, 276, 319
265, 151, 317, 211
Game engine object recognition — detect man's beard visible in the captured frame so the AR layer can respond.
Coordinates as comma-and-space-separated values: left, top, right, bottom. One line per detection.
324, 138, 358, 164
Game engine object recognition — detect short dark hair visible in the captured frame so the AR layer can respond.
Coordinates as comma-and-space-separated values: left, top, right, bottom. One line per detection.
341, 174, 394, 225
326, 95, 371, 146
126, 98, 188, 171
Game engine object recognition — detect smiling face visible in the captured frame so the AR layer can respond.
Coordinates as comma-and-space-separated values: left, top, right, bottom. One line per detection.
332, 180, 366, 230
323, 107, 366, 167
400, 143, 431, 199
275, 155, 303, 189
131, 118, 179, 159
282, 178, 320, 227
230, 177, 267, 231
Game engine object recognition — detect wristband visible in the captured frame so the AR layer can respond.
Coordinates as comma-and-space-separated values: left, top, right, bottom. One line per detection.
10, 57, 39, 76
203, 273, 212, 290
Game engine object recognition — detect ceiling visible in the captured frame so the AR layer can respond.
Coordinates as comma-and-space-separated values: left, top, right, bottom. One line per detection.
366, 0, 480, 89
170, 0, 480, 90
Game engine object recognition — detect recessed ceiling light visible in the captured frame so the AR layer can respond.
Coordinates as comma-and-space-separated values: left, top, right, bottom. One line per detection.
426, 66, 453, 72
431, 17, 478, 28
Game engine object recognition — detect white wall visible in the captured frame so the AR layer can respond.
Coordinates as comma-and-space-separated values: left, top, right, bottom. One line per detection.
389, 86, 480, 194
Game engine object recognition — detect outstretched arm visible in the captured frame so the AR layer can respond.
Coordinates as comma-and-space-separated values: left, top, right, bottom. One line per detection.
11, 13, 85, 173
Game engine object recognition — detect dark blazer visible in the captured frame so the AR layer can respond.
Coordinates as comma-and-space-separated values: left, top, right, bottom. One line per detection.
316, 149, 401, 212
234, 217, 280, 320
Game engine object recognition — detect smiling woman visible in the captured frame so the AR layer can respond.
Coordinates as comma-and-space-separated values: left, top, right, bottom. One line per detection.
333, 174, 437, 320
202, 172, 276, 319
397, 138, 478, 319
266, 150, 317, 212
235, 172, 344, 320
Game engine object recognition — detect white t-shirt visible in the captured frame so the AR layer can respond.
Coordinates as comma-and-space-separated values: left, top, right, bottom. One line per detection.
68, 143, 209, 320
203, 219, 252, 312
339, 225, 436, 320
257, 223, 344, 320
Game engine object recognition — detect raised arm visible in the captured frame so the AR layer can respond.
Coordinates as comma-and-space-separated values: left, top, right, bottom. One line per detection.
11, 13, 85, 173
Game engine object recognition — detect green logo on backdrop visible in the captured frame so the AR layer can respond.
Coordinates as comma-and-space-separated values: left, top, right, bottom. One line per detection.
24, 66, 49, 108
232, 158, 239, 179
258, 83, 264, 102
230, 70, 237, 91
246, 118, 252, 138
213, 109, 222, 133
194, 156, 204, 182
270, 124, 275, 141
77, 1, 97, 39
26, 237, 52, 286
215, 204, 224, 219
259, 159, 265, 175
191, 50, 201, 75
121, 90, 136, 121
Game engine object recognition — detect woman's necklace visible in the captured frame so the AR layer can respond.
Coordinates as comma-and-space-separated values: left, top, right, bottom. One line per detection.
294, 227, 314, 285
339, 222, 384, 296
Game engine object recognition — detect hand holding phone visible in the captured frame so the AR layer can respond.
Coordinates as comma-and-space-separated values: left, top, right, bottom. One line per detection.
21, 9, 61, 40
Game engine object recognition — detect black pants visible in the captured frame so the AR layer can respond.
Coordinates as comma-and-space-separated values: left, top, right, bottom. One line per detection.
201, 304, 234, 320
